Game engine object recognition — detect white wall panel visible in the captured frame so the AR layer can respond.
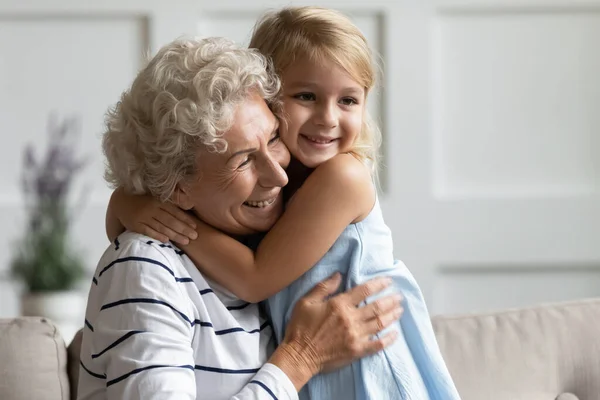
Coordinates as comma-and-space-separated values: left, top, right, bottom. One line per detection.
433, 9, 600, 198
0, 15, 147, 201
0, 13, 149, 317
434, 263, 600, 314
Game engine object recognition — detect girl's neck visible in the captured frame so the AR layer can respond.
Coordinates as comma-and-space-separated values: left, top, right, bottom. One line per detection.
284, 158, 314, 202
287, 158, 312, 182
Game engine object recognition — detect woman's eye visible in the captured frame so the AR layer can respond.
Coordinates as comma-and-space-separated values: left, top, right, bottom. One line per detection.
294, 92, 316, 101
238, 158, 251, 169
268, 133, 280, 145
340, 97, 358, 106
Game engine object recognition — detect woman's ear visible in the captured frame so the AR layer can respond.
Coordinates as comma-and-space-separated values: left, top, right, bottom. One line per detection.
171, 183, 194, 210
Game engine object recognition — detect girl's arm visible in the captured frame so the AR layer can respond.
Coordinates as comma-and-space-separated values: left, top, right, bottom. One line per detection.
182, 154, 375, 303
106, 187, 198, 244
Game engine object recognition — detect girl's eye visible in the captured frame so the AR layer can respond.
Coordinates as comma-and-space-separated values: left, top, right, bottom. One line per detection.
340, 97, 358, 106
294, 92, 316, 101
268, 132, 280, 145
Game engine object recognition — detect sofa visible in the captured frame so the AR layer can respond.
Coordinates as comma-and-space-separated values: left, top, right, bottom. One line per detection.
1, 298, 599, 400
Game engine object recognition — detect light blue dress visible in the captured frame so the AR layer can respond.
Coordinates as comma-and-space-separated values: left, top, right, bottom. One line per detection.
265, 199, 461, 400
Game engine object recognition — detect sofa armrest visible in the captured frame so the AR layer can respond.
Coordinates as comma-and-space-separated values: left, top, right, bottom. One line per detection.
432, 298, 600, 400
0, 317, 70, 400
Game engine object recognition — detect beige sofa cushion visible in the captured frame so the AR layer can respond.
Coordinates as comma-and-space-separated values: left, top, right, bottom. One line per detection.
0, 317, 70, 400
432, 298, 600, 400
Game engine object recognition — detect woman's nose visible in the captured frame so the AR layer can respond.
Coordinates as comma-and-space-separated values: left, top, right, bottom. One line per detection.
259, 149, 289, 188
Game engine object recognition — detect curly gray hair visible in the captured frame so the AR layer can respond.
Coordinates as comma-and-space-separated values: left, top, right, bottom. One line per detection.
102, 36, 281, 201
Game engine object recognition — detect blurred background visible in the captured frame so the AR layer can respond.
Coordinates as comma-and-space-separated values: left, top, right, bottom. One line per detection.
1, 0, 599, 342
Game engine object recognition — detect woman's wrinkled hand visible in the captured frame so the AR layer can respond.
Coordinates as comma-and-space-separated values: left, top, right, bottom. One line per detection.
278, 273, 403, 378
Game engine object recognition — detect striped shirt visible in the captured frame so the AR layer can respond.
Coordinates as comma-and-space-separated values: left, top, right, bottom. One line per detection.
77, 232, 297, 400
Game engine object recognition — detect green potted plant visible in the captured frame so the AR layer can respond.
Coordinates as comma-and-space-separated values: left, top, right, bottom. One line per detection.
11, 114, 88, 341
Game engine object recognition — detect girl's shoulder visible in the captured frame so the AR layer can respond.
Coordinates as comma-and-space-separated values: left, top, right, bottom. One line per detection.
314, 153, 373, 185
309, 154, 375, 221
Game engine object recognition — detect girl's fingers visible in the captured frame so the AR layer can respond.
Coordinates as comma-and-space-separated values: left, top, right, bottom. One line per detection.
147, 218, 189, 244
154, 212, 197, 241
138, 223, 170, 244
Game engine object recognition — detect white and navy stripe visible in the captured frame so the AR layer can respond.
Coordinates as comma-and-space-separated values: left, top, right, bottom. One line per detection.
77, 232, 297, 400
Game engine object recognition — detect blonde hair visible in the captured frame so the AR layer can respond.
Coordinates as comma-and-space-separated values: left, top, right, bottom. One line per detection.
103, 37, 281, 201
249, 6, 382, 174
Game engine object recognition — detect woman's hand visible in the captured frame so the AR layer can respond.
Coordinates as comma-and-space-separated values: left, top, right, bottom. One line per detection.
269, 273, 402, 390
108, 187, 198, 244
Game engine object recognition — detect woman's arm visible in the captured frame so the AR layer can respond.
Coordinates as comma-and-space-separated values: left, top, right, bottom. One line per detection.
84, 241, 400, 399
182, 154, 375, 302
86, 244, 197, 399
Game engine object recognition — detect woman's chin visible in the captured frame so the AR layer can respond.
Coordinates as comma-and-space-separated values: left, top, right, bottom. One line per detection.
239, 194, 284, 232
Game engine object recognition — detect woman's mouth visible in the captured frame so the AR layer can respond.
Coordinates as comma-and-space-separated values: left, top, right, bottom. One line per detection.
243, 197, 277, 208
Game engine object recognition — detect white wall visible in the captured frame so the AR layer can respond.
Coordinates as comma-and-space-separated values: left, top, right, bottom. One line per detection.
1, 0, 599, 320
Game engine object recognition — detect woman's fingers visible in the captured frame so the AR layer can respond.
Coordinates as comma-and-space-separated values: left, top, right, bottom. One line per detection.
340, 277, 392, 306
361, 305, 403, 336
358, 294, 402, 322
360, 330, 399, 356
283, 275, 400, 376
303, 273, 342, 301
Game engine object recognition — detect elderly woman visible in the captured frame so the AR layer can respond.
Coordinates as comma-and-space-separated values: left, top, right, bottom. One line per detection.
77, 37, 401, 400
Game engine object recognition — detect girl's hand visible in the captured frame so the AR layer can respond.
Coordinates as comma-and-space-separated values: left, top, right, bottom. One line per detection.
110, 188, 198, 244
269, 273, 402, 389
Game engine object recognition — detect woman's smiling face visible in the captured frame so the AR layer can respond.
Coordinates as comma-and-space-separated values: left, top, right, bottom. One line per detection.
174, 93, 290, 236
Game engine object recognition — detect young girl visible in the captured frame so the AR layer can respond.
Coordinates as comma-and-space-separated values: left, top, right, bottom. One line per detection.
107, 7, 460, 400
